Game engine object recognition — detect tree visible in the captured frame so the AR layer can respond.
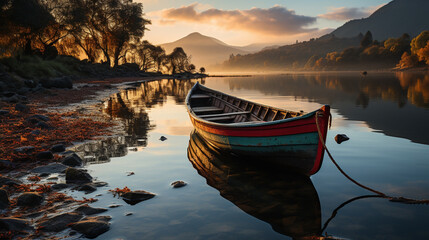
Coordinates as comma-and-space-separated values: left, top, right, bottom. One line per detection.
187, 64, 196, 73
417, 42, 429, 65
76, 0, 150, 67
397, 52, 418, 69
167, 47, 189, 74
411, 30, 429, 55
150, 45, 165, 72
199, 67, 206, 74
360, 31, 373, 48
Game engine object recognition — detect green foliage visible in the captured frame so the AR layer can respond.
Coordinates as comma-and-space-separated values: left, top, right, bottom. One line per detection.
0, 55, 78, 78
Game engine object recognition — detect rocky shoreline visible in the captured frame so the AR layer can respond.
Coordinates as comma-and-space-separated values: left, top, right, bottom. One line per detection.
0, 73, 200, 239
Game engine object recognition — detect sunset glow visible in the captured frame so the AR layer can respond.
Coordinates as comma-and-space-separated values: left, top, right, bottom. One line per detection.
140, 0, 388, 46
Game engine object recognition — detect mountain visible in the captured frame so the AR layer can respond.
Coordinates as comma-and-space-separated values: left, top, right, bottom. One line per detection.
331, 0, 429, 40
161, 32, 249, 67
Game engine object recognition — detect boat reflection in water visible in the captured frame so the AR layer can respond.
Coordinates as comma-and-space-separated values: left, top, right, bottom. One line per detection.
187, 130, 322, 239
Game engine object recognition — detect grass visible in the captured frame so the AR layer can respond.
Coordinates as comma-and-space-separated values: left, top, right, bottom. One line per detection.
0, 55, 81, 79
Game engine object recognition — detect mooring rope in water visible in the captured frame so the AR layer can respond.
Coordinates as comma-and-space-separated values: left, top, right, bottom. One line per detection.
315, 112, 429, 205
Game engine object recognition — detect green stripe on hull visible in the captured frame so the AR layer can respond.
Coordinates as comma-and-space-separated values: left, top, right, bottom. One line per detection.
196, 129, 319, 148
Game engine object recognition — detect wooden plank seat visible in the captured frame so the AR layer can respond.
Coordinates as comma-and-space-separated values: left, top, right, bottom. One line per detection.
204, 115, 236, 122
198, 111, 250, 119
192, 106, 223, 114
190, 94, 211, 99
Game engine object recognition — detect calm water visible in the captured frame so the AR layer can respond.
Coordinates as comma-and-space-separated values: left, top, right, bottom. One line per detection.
69, 72, 429, 240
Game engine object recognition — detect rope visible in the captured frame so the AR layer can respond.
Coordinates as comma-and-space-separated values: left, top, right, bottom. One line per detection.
320, 195, 383, 234
315, 112, 429, 205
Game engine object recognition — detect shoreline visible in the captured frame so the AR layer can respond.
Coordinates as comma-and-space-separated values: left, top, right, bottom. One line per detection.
0, 74, 202, 239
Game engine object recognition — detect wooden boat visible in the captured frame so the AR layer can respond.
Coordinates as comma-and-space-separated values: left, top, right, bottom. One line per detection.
187, 130, 322, 238
185, 82, 331, 175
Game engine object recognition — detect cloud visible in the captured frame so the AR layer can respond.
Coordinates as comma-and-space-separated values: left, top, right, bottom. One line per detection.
158, 4, 318, 35
318, 5, 384, 21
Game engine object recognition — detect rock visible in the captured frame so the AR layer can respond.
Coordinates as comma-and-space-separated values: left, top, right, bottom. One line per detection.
62, 153, 82, 167
0, 217, 33, 231
16, 192, 44, 207
121, 190, 155, 205
2, 95, 19, 103
82, 216, 111, 222
24, 79, 37, 88
0, 188, 9, 209
26, 117, 40, 124
90, 181, 108, 188
31, 129, 41, 135
74, 205, 107, 215
0, 176, 21, 186
29, 114, 50, 122
40, 77, 73, 89
31, 163, 68, 174
51, 144, 66, 153
171, 181, 187, 188
159, 136, 167, 141
335, 134, 350, 144
108, 204, 121, 208
71, 216, 110, 239
13, 146, 35, 154
36, 121, 54, 130
36, 151, 54, 160
39, 212, 83, 232
39, 173, 50, 177
51, 183, 70, 190
66, 168, 92, 184
0, 159, 15, 168
76, 184, 97, 194
15, 103, 29, 113
0, 110, 9, 115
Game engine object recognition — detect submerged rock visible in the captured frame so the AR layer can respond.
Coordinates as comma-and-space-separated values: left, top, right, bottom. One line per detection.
36, 151, 54, 160
0, 176, 20, 186
51, 144, 66, 153
71, 216, 110, 239
159, 136, 167, 141
15, 103, 29, 113
0, 188, 9, 209
121, 190, 156, 205
62, 153, 83, 167
76, 184, 97, 194
65, 168, 93, 184
51, 183, 70, 190
171, 181, 187, 188
0, 110, 9, 115
39, 212, 83, 232
31, 163, 68, 174
335, 134, 350, 144
74, 205, 107, 215
13, 146, 35, 154
16, 192, 44, 207
0, 217, 33, 231
36, 121, 54, 130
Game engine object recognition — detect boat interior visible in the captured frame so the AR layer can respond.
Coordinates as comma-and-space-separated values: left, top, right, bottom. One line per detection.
189, 86, 304, 124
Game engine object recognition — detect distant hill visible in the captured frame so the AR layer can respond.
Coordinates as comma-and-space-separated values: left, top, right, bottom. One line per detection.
331, 0, 429, 40
220, 34, 362, 71
161, 32, 250, 68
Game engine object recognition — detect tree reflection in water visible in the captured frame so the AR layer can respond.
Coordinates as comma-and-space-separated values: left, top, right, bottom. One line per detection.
71, 79, 196, 165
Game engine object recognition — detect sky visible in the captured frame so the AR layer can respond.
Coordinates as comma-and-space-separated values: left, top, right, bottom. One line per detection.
137, 0, 390, 46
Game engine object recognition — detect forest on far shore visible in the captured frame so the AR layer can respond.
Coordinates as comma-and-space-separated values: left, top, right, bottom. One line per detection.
223, 30, 429, 71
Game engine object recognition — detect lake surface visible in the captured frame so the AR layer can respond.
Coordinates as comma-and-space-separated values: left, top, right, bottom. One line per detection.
69, 72, 429, 240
